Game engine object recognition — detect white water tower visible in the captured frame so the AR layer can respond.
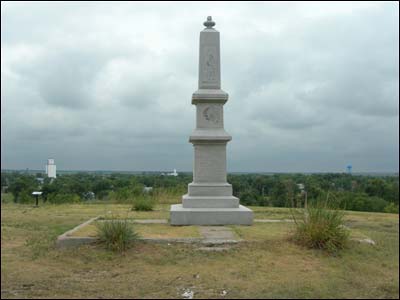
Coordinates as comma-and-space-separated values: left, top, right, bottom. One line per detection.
45, 158, 57, 178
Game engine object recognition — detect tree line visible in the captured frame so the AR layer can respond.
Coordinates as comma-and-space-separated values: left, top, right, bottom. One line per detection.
1, 172, 398, 213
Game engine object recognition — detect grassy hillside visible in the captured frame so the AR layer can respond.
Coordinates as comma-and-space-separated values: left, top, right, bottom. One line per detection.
1, 202, 399, 298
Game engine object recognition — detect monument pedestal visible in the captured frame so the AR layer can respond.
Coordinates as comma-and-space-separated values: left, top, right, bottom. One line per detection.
170, 204, 253, 225
170, 16, 253, 226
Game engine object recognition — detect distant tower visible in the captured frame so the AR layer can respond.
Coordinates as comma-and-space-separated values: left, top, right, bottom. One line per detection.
346, 164, 352, 175
45, 159, 57, 178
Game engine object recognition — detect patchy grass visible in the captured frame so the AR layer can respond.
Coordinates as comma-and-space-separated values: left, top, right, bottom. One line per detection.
70, 223, 201, 239
1, 203, 399, 299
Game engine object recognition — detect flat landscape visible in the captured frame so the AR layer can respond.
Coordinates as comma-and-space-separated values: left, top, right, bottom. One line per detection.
1, 201, 399, 299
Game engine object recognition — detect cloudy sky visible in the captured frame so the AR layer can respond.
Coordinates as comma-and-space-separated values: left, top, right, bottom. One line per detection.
1, 1, 399, 173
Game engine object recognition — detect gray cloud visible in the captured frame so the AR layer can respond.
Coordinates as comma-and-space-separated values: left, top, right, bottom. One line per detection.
1, 2, 398, 172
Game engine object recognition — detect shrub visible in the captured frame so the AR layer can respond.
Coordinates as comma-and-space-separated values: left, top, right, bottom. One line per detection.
19, 191, 35, 204
342, 193, 388, 212
384, 202, 399, 214
47, 193, 81, 204
291, 202, 349, 254
1, 193, 14, 204
240, 189, 262, 206
96, 218, 138, 252
132, 196, 155, 211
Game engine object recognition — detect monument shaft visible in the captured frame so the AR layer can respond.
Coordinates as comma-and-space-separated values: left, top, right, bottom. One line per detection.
170, 17, 253, 225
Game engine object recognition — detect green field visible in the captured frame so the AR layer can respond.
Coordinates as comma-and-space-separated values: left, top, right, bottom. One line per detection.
1, 201, 399, 299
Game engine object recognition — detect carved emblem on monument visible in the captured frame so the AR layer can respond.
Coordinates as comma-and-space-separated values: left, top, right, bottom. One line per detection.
203, 46, 217, 83
203, 106, 219, 124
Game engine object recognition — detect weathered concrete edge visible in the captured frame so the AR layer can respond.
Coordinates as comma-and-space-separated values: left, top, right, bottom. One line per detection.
254, 219, 294, 223
139, 237, 204, 244
83, 218, 294, 224
57, 216, 100, 248
57, 235, 242, 248
56, 215, 243, 248
97, 219, 168, 224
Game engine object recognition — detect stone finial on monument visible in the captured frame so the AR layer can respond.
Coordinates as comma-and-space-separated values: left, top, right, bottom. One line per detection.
199, 16, 221, 90
203, 16, 216, 28
170, 17, 253, 225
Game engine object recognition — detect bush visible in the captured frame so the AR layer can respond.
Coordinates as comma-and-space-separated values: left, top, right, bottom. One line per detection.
240, 189, 262, 206
291, 202, 349, 254
384, 202, 399, 214
132, 196, 155, 211
47, 193, 81, 204
1, 193, 14, 204
96, 218, 138, 252
343, 193, 389, 212
19, 191, 35, 204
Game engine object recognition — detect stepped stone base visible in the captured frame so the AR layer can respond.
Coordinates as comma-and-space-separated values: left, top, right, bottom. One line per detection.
182, 194, 239, 208
170, 204, 253, 225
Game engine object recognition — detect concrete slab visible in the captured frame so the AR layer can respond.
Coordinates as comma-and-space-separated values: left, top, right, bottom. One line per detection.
199, 226, 236, 239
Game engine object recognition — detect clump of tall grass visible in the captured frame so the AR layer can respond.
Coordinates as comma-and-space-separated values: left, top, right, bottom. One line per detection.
291, 200, 349, 254
96, 218, 138, 252
131, 195, 155, 211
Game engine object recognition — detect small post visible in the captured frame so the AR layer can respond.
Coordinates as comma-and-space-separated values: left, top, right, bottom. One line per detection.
32, 191, 42, 207
304, 190, 307, 209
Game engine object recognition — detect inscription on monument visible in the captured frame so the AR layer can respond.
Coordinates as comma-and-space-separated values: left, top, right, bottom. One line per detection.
202, 46, 217, 83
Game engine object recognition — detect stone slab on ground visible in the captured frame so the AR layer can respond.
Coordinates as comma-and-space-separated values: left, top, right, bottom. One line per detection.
199, 226, 236, 240
197, 226, 240, 250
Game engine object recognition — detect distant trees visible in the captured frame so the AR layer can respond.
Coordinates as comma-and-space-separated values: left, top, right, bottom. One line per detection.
230, 173, 398, 213
1, 171, 398, 213
6, 174, 38, 203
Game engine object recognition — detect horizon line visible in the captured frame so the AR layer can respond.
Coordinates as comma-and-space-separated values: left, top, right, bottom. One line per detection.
1, 168, 398, 175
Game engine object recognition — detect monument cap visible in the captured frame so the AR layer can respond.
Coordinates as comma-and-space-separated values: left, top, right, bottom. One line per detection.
203, 16, 215, 28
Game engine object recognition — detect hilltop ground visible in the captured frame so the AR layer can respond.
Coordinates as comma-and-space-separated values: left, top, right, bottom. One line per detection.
1, 199, 399, 299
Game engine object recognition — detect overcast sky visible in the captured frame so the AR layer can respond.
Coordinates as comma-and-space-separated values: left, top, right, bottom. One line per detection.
1, 1, 399, 173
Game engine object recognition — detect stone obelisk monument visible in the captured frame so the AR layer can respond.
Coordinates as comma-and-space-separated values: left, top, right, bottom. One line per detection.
170, 17, 253, 225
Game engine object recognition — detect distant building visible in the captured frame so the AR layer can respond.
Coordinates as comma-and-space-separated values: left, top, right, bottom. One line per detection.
297, 183, 305, 191
143, 186, 153, 193
167, 169, 178, 176
45, 158, 56, 178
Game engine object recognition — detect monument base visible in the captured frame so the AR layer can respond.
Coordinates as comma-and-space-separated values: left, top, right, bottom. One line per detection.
170, 204, 253, 226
